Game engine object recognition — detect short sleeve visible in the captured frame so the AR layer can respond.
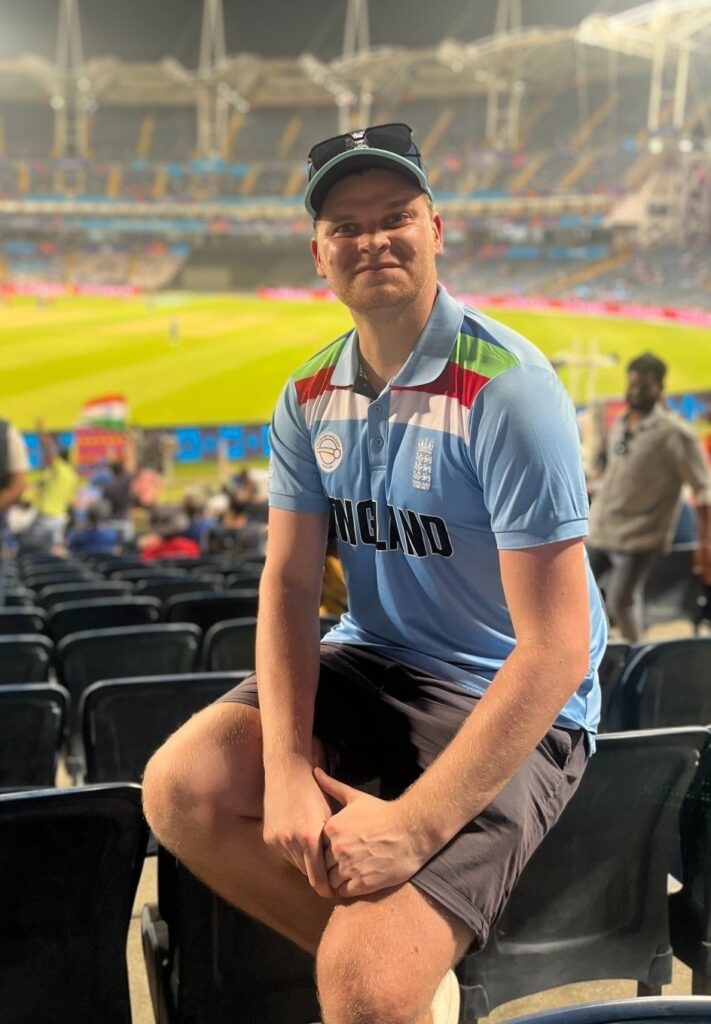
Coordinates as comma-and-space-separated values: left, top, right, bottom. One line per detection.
268, 380, 330, 514
6, 426, 29, 473
666, 423, 711, 505
470, 363, 590, 549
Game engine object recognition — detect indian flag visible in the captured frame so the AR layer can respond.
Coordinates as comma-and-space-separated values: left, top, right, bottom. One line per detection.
79, 394, 129, 430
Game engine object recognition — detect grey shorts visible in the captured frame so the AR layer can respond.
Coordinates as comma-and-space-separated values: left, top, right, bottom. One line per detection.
218, 643, 588, 949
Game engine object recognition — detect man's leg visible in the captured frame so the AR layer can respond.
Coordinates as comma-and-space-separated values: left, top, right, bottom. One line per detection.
317, 885, 471, 1024
142, 701, 335, 952
605, 549, 659, 642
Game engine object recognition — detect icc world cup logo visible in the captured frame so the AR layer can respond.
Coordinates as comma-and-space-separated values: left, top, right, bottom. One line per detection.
315, 431, 343, 473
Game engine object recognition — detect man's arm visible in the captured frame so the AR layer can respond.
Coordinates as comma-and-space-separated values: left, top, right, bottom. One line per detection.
668, 426, 711, 584
257, 505, 333, 897
318, 536, 591, 896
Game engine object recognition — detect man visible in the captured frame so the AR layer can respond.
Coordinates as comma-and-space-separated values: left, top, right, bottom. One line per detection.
33, 419, 79, 549
0, 417, 29, 520
143, 123, 607, 1024
588, 352, 711, 642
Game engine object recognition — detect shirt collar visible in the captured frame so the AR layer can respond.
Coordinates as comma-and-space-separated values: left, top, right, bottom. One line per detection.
622, 402, 665, 432
330, 284, 465, 390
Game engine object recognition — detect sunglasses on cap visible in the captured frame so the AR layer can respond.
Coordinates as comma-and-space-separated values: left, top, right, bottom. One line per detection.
307, 122, 424, 179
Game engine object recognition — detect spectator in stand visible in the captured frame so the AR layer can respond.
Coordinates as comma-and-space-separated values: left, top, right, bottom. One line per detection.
139, 507, 200, 563
32, 419, 79, 548
101, 459, 135, 542
181, 488, 214, 546
588, 353, 711, 641
0, 416, 29, 554
204, 494, 266, 558
67, 501, 121, 557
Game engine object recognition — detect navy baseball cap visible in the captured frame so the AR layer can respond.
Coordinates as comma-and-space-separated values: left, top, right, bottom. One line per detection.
304, 122, 433, 218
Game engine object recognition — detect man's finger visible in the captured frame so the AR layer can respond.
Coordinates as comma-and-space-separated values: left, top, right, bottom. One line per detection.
304, 839, 333, 899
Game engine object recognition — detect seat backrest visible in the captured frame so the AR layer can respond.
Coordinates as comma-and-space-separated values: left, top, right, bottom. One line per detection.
165, 589, 259, 630
26, 570, 98, 591
48, 596, 162, 644
0, 683, 69, 788
597, 640, 632, 732
110, 566, 186, 582
0, 634, 54, 685
81, 672, 249, 783
457, 728, 707, 1019
0, 607, 48, 636
57, 624, 201, 731
202, 618, 257, 672
0, 784, 147, 1023
505, 996, 711, 1024
619, 638, 711, 730
2, 587, 37, 608
153, 846, 320, 1024
643, 543, 703, 630
39, 581, 134, 611
135, 577, 219, 604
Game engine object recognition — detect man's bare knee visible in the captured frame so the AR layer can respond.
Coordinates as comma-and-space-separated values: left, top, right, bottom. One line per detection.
142, 702, 264, 852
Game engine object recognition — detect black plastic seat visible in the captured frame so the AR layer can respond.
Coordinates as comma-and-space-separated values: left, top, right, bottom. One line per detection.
0, 634, 53, 685
165, 589, 259, 630
57, 624, 201, 739
2, 587, 36, 607
456, 728, 707, 1020
0, 606, 48, 635
597, 640, 634, 732
137, 577, 219, 604
643, 543, 704, 631
0, 684, 68, 789
670, 740, 711, 994
110, 566, 187, 582
47, 596, 162, 644
26, 570, 99, 591
505, 996, 711, 1024
39, 580, 135, 611
617, 638, 711, 730
80, 672, 248, 783
0, 784, 147, 1023
142, 845, 320, 1024
201, 618, 257, 672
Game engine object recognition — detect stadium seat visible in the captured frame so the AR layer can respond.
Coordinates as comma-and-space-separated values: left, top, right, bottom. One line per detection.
201, 618, 257, 672
110, 566, 187, 582
137, 577, 219, 604
0, 784, 147, 1024
57, 623, 201, 774
0, 634, 53, 685
597, 640, 634, 732
455, 728, 707, 1020
3, 587, 38, 607
670, 740, 711, 994
617, 638, 711, 730
47, 596, 162, 644
142, 846, 320, 1024
39, 580, 135, 611
503, 996, 711, 1024
0, 683, 69, 789
25, 570, 100, 591
0, 606, 48, 635
80, 671, 249, 783
225, 571, 263, 589
165, 589, 259, 630
642, 543, 704, 632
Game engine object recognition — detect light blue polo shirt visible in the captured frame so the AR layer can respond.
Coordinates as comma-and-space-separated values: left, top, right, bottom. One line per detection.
269, 286, 607, 735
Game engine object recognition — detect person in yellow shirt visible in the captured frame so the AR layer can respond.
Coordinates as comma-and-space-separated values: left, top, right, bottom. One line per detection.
33, 420, 80, 548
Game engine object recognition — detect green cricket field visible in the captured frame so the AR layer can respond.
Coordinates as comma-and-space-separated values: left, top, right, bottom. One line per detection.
3, 292, 710, 431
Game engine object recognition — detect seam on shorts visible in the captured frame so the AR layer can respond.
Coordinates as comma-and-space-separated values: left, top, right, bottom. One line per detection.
410, 869, 488, 943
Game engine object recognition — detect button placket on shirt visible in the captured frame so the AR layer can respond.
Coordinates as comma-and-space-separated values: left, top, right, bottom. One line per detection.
367, 392, 388, 470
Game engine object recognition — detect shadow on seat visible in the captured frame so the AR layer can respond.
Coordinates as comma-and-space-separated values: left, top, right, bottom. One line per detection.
0, 606, 48, 636
0, 784, 148, 1024
456, 728, 707, 1021
80, 671, 249, 783
0, 684, 69, 789
142, 846, 320, 1024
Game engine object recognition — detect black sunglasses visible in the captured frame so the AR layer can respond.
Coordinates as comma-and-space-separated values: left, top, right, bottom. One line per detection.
307, 123, 423, 178
614, 429, 635, 456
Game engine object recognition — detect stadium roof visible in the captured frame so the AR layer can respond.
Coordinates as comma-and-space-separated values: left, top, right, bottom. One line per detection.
0, 1, 708, 110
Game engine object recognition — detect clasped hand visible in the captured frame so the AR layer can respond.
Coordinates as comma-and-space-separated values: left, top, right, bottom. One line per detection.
262, 765, 431, 899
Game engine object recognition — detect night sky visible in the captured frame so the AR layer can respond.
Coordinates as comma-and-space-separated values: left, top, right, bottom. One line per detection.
0, 0, 637, 64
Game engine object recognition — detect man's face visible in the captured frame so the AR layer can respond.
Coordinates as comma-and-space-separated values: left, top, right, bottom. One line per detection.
626, 369, 661, 413
310, 169, 443, 314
